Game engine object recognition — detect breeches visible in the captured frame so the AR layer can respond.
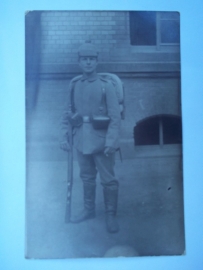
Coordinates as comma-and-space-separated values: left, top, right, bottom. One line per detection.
77, 150, 119, 190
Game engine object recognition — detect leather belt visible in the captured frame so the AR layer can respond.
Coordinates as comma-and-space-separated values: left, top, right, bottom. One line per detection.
83, 116, 91, 123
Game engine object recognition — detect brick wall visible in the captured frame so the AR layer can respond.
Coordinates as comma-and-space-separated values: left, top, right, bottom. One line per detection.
40, 11, 129, 64
23, 10, 180, 75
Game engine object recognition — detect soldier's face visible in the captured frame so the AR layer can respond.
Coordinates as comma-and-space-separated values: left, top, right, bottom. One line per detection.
78, 56, 98, 74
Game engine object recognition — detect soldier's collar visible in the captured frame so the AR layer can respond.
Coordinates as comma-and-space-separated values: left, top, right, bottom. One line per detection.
81, 73, 98, 82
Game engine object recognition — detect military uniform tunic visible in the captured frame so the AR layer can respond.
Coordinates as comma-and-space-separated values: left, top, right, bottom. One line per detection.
61, 73, 121, 189
61, 73, 121, 154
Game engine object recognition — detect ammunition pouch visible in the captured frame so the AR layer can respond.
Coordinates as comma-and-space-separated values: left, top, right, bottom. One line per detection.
92, 115, 110, 130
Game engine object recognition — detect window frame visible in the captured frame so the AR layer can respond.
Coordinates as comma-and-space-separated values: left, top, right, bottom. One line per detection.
129, 11, 180, 52
134, 115, 182, 147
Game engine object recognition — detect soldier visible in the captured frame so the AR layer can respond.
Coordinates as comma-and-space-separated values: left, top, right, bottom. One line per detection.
60, 42, 121, 233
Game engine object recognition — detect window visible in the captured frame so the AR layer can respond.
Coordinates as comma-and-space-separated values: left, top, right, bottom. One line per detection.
129, 11, 180, 47
129, 11, 156, 46
134, 115, 182, 146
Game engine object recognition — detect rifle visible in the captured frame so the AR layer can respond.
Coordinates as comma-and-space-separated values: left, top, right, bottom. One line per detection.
65, 120, 73, 223
64, 82, 83, 222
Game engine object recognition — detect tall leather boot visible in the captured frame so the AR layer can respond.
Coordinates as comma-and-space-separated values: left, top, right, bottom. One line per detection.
103, 187, 119, 233
71, 183, 96, 223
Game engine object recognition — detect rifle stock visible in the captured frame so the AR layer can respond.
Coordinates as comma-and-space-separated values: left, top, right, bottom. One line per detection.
65, 124, 73, 223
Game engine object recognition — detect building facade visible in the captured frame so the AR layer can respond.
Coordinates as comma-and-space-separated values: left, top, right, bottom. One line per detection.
26, 10, 182, 160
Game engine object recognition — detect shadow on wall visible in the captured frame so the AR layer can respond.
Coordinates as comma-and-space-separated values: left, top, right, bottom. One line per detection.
25, 11, 42, 112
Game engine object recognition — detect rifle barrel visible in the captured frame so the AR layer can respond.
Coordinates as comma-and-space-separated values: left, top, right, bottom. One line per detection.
65, 125, 73, 223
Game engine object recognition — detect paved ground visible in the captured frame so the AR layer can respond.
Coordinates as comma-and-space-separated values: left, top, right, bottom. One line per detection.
26, 157, 185, 259
25, 80, 185, 259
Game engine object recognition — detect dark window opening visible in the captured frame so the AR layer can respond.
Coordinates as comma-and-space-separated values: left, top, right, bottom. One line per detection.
134, 117, 159, 145
162, 116, 182, 144
129, 11, 156, 45
134, 115, 182, 146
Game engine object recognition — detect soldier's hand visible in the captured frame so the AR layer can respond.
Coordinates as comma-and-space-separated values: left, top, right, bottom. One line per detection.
60, 141, 70, 152
104, 147, 116, 156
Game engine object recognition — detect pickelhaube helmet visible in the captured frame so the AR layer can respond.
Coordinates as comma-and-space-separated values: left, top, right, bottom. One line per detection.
78, 41, 99, 57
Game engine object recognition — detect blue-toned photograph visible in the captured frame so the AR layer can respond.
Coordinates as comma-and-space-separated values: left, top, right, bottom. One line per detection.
25, 10, 184, 259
